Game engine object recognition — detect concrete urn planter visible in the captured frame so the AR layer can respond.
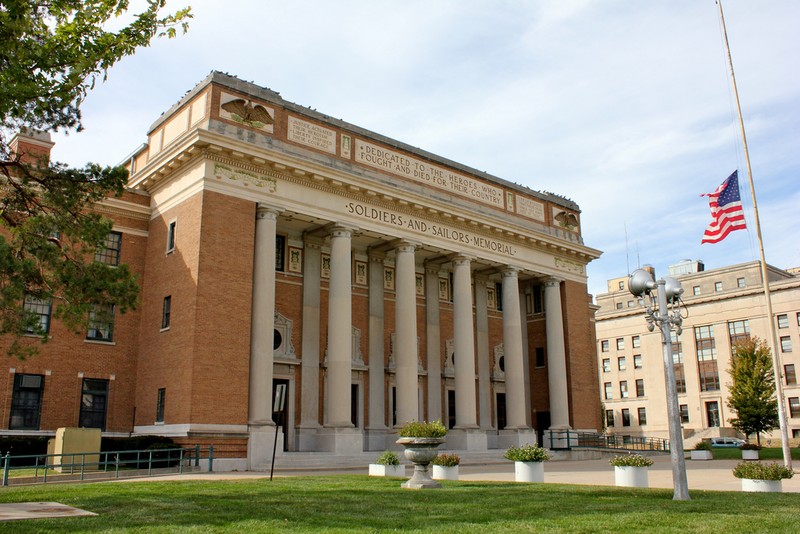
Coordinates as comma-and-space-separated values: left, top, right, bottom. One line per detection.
690, 450, 713, 461
741, 478, 782, 493
614, 466, 649, 488
368, 464, 405, 477
432, 465, 459, 481
514, 461, 545, 483
396, 437, 445, 489
741, 450, 760, 461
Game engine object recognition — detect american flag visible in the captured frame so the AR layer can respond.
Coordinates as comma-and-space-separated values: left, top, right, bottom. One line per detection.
701, 171, 747, 244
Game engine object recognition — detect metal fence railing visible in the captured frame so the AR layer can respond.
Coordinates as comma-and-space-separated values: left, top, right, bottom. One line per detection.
546, 430, 669, 452
1, 445, 215, 486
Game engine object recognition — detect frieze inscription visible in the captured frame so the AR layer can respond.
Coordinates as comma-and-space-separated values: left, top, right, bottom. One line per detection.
214, 163, 277, 192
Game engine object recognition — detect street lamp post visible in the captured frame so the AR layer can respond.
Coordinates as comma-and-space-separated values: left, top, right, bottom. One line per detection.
629, 269, 690, 501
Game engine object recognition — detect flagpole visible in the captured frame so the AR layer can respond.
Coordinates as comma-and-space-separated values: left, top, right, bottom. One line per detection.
716, 0, 792, 469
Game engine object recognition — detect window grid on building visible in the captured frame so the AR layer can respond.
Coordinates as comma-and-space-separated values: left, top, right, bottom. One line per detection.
789, 397, 800, 418
606, 409, 615, 427
692, 286, 700, 296
156, 388, 166, 423
601, 340, 609, 352
95, 231, 122, 266
780, 336, 792, 353
777, 314, 789, 329
637, 407, 647, 425
602, 358, 610, 373
632, 335, 640, 349
616, 338, 624, 351
621, 408, 631, 427
9, 374, 44, 430
635, 379, 645, 397
162, 296, 171, 330
87, 304, 114, 342
671, 331, 686, 394
727, 320, 750, 347
785, 364, 797, 386
275, 235, 286, 272
23, 295, 51, 334
679, 404, 689, 424
620, 380, 628, 399
714, 281, 723, 292
78, 378, 108, 431
737, 277, 746, 288
535, 347, 546, 368
618, 357, 626, 371
633, 354, 643, 369
167, 220, 177, 253
695, 325, 719, 391
604, 382, 612, 400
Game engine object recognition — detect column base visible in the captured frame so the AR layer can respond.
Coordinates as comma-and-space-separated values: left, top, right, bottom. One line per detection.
317, 426, 364, 454
364, 427, 389, 451
296, 425, 320, 452
447, 429, 488, 451
497, 428, 537, 449
248, 424, 281, 471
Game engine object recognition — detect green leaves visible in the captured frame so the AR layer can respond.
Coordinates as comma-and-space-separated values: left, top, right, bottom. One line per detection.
727, 338, 780, 440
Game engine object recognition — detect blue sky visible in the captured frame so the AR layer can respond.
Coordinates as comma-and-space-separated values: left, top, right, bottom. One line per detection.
51, 1, 800, 297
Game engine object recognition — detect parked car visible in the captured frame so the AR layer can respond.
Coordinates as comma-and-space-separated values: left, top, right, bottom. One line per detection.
710, 437, 744, 448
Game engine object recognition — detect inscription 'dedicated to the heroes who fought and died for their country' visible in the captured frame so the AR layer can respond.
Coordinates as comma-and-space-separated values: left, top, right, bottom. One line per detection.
354, 140, 505, 208
346, 202, 516, 256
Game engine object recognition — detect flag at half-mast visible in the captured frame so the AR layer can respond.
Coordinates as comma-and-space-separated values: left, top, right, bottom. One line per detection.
701, 171, 747, 244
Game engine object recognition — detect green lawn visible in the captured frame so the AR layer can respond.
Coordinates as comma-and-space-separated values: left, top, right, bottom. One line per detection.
708, 447, 800, 461
0, 476, 798, 533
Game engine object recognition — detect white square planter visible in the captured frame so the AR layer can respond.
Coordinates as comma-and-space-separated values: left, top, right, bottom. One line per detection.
369, 464, 406, 477
741, 478, 782, 493
432, 465, 459, 481
514, 461, 544, 483
614, 466, 649, 488
741, 450, 759, 461
690, 450, 713, 461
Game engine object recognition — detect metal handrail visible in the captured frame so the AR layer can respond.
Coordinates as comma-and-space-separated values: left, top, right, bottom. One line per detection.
547, 430, 669, 452
1, 445, 215, 486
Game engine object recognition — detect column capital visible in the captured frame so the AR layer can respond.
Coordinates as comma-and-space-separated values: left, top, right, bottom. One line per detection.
544, 277, 562, 288
256, 204, 281, 221
451, 255, 474, 267
501, 266, 521, 279
329, 225, 355, 239
394, 240, 417, 255
303, 235, 324, 249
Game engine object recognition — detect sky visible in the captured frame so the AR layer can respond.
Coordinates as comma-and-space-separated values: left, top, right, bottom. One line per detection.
49, 0, 800, 298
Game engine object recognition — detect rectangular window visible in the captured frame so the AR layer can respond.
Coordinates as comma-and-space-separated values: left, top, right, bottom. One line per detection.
23, 295, 51, 334
602, 358, 611, 373
679, 404, 689, 424
797, 312, 800, 327
166, 220, 177, 253
636, 379, 645, 397
161, 296, 171, 330
618, 281, 625, 290
78, 378, 109, 431
95, 231, 122, 266
620, 380, 629, 399
604, 382, 612, 400
87, 304, 114, 342
737, 277, 746, 288
606, 409, 615, 427
535, 347, 545, 368
794, 429, 800, 439
156, 388, 166, 423
695, 325, 719, 391
9, 374, 45, 430
632, 335, 641, 349
616, 302, 623, 310
616, 338, 625, 351
495, 282, 503, 312
714, 281, 723, 292
618, 357, 626, 371
532, 285, 543, 314
706, 401, 721, 427
692, 286, 701, 296
637, 407, 647, 425
777, 314, 789, 329
672, 331, 686, 394
621, 409, 631, 427
601, 340, 609, 352
781, 336, 793, 353
785, 364, 797, 386
788, 397, 800, 418
633, 354, 643, 369
275, 235, 286, 272
728, 320, 750, 347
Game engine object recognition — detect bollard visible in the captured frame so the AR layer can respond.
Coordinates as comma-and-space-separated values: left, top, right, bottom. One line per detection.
2, 452, 9, 487
208, 446, 214, 472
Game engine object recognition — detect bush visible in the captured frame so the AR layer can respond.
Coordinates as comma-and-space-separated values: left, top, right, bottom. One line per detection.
732, 461, 794, 480
504, 444, 550, 463
739, 443, 761, 451
398, 420, 447, 438
0, 436, 49, 466
432, 453, 460, 467
609, 453, 654, 467
694, 441, 712, 451
376, 451, 400, 466
102, 436, 179, 469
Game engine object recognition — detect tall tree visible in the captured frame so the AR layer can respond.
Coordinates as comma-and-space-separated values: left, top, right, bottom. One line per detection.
726, 337, 779, 444
0, 1, 190, 358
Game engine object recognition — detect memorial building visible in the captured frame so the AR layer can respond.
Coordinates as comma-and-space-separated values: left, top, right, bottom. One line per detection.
3, 73, 602, 469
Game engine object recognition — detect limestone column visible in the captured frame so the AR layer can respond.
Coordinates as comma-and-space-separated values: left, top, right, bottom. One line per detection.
544, 277, 570, 429
425, 265, 442, 423
394, 242, 419, 426
366, 251, 387, 448
325, 226, 354, 427
298, 238, 322, 450
452, 256, 478, 429
501, 268, 527, 429
248, 205, 279, 427
474, 276, 491, 430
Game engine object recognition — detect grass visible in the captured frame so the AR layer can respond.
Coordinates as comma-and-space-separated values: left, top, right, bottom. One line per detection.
708, 447, 800, 461
0, 476, 798, 532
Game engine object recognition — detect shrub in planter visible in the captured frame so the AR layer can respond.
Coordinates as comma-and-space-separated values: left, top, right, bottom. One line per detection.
609, 454, 654, 468
504, 444, 550, 463
376, 450, 400, 466
432, 453, 460, 481
739, 443, 761, 451
732, 461, 794, 481
397, 420, 447, 438
369, 451, 404, 477
740, 442, 761, 460
693, 440, 711, 450
690, 440, 713, 460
